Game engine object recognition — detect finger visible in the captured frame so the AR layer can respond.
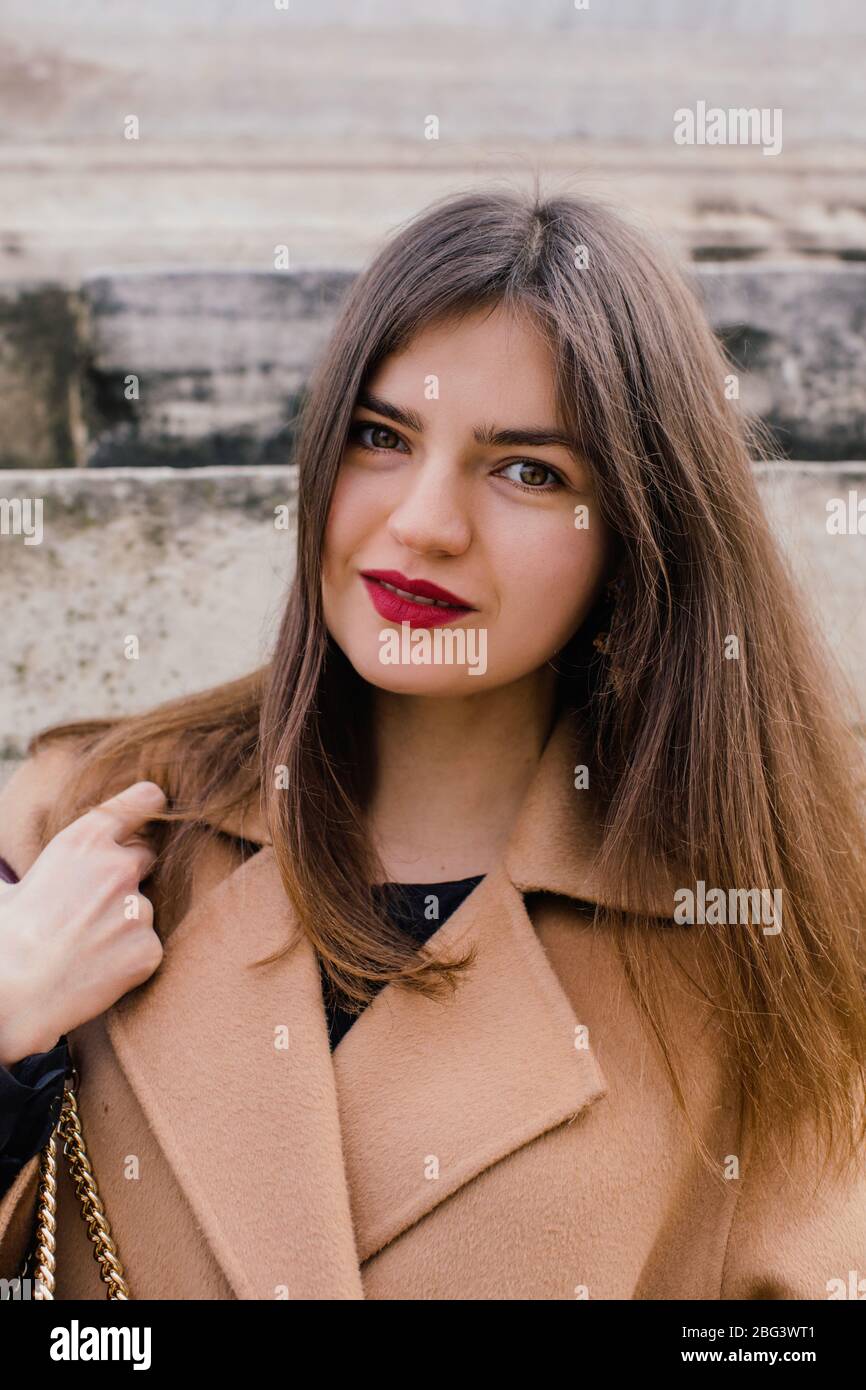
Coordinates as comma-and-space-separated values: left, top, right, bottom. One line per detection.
121, 838, 160, 881
77, 781, 168, 845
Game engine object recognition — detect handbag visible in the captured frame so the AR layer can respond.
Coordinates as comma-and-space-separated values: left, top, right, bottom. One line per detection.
18, 1048, 132, 1300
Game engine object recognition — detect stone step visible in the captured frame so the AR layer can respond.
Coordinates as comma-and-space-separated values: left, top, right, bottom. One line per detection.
3, 140, 866, 285
1, 266, 865, 470
3, 6, 866, 281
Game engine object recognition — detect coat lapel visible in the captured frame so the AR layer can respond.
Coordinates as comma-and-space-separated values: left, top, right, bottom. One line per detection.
102, 705, 675, 1292
105, 846, 365, 1300
332, 861, 608, 1263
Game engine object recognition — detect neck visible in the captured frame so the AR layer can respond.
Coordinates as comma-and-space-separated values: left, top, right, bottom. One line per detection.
367, 667, 560, 882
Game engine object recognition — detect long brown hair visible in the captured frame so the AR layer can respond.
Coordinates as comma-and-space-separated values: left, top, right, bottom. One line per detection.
34, 186, 866, 1176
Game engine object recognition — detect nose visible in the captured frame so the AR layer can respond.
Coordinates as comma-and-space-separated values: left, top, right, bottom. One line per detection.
387, 459, 472, 557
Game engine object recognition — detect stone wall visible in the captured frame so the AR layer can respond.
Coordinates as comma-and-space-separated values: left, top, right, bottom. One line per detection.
2, 3, 864, 783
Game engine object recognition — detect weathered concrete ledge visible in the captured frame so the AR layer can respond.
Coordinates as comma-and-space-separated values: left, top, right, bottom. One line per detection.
699, 267, 866, 461
2, 266, 866, 470
1, 463, 864, 774
0, 466, 297, 762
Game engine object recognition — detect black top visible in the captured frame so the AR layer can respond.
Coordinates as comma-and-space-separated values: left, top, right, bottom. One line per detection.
323, 876, 484, 1050
0, 851, 483, 1200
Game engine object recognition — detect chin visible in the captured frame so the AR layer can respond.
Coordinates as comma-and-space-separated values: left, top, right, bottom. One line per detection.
328, 606, 493, 690
348, 655, 494, 696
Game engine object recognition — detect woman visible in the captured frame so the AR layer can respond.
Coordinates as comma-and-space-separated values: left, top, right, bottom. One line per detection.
1, 188, 864, 1300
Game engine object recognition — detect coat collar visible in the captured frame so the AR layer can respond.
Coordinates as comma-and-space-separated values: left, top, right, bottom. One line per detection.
209, 703, 681, 917
103, 706, 675, 1297
501, 707, 682, 917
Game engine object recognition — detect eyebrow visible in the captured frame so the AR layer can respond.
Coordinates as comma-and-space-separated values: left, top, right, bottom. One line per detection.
355, 391, 577, 454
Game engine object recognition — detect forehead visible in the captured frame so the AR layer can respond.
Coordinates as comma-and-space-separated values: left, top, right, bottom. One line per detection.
366, 304, 560, 424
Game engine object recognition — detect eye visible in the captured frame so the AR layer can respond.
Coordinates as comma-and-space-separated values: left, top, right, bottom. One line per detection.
495, 460, 564, 493
348, 420, 410, 454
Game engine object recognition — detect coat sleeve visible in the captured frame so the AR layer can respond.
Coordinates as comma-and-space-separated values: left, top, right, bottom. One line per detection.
719, 1119, 866, 1299
0, 1039, 70, 1200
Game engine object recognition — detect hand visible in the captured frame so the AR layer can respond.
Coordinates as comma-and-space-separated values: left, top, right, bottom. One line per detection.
0, 780, 168, 1067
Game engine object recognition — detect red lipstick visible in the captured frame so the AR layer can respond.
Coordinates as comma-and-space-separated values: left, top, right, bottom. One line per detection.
360, 569, 475, 628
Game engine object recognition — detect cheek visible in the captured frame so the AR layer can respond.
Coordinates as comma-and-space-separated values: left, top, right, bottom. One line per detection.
322, 466, 369, 585
493, 515, 609, 652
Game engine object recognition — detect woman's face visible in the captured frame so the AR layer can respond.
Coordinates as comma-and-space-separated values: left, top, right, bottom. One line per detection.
322, 303, 611, 695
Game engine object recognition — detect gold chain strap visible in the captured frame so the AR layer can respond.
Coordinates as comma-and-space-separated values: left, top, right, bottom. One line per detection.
21, 1065, 132, 1300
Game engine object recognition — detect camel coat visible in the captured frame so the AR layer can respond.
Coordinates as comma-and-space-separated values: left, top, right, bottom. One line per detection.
0, 710, 864, 1300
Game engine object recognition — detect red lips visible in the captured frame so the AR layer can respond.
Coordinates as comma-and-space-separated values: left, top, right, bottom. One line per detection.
361, 569, 473, 608
360, 569, 476, 628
